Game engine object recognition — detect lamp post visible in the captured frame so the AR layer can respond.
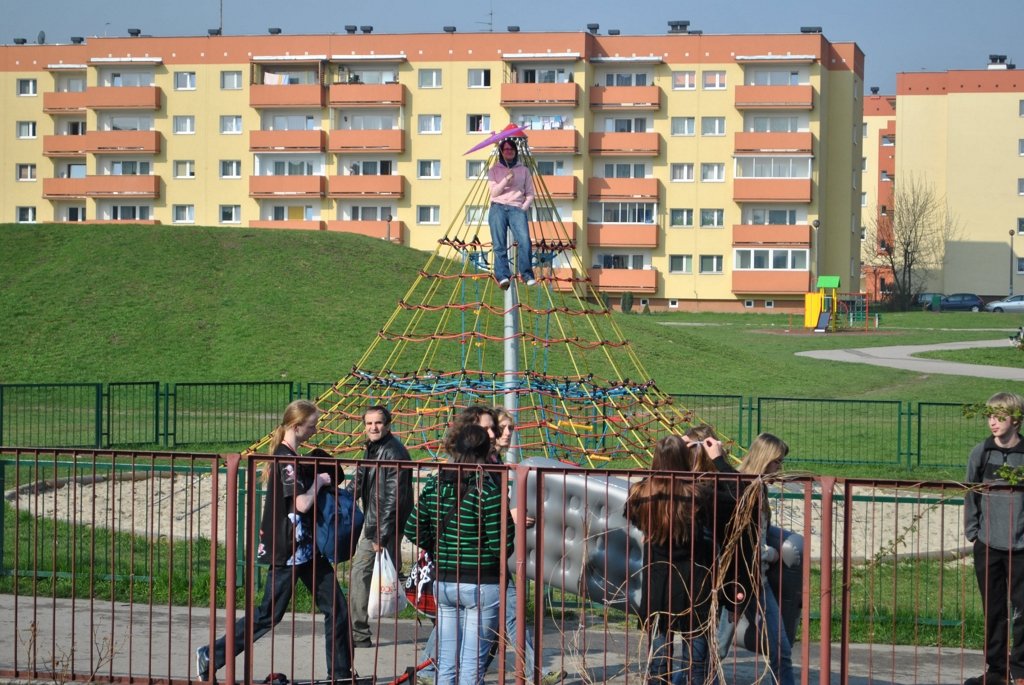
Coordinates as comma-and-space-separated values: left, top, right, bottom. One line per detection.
1011, 229, 1017, 297
812, 218, 821, 281
385, 213, 393, 243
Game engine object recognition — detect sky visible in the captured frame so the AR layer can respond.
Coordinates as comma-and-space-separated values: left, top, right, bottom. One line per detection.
4, 0, 1022, 93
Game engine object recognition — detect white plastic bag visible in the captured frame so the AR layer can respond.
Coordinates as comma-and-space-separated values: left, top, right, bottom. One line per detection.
368, 549, 407, 619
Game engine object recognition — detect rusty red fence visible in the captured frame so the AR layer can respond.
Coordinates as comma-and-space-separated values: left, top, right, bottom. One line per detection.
0, 448, 998, 685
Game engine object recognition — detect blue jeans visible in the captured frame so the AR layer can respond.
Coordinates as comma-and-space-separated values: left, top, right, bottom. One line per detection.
482, 582, 537, 678
435, 581, 501, 685
758, 585, 794, 685
649, 630, 714, 685
488, 203, 534, 283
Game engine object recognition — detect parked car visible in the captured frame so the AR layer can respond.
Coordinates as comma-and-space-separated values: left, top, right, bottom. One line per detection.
985, 294, 1024, 313
918, 292, 944, 310
938, 293, 985, 312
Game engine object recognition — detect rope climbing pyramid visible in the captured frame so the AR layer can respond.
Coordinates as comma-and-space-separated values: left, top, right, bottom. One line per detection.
252, 131, 696, 467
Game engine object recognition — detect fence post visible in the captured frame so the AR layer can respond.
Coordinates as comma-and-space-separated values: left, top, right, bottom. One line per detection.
0, 384, 4, 446
94, 383, 103, 449
0, 461, 5, 573
819, 476, 835, 685
163, 383, 171, 448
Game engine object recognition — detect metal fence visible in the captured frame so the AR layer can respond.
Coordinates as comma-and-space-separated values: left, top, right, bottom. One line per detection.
0, 448, 995, 685
0, 382, 984, 468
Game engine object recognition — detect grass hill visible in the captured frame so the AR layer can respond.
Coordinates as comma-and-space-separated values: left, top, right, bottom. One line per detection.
1, 223, 1020, 403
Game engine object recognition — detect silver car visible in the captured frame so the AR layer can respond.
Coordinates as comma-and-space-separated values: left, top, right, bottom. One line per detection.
985, 295, 1024, 312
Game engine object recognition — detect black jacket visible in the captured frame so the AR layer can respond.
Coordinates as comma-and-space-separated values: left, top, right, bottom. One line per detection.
351, 432, 414, 551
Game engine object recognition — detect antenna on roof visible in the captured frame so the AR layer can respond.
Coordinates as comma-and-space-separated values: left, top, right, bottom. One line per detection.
37, 30, 46, 44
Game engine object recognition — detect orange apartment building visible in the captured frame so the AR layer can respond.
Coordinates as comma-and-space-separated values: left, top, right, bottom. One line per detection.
0, 25, 864, 311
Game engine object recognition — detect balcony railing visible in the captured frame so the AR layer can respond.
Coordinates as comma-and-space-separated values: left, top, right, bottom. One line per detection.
587, 177, 659, 200
85, 86, 162, 110
537, 175, 576, 199
328, 82, 404, 107
530, 220, 577, 244
588, 132, 659, 156
587, 223, 658, 248
248, 219, 326, 231
84, 131, 161, 155
589, 85, 661, 110
731, 270, 811, 294
43, 91, 88, 112
327, 174, 404, 198
328, 130, 404, 153
80, 175, 160, 198
249, 175, 326, 197
733, 131, 813, 154
249, 84, 324, 108
734, 84, 814, 110
325, 219, 404, 243
732, 224, 812, 246
524, 129, 578, 154
733, 178, 812, 203
586, 267, 658, 293
43, 134, 88, 156
249, 130, 326, 152
500, 82, 579, 107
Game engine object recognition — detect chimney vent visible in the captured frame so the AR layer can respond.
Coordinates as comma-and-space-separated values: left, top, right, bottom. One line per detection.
127, 28, 141, 37
360, 25, 373, 34
70, 36, 84, 44
586, 23, 599, 35
608, 29, 620, 35
507, 26, 519, 32
344, 25, 357, 34
208, 28, 221, 36
268, 27, 282, 35
667, 20, 689, 33
800, 26, 823, 34
443, 26, 456, 33
870, 86, 879, 95
13, 37, 27, 45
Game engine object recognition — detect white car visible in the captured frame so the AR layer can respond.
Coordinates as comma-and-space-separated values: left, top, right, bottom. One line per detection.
985, 295, 1024, 312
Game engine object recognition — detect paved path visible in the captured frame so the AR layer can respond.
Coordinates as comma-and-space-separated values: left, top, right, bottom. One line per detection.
796, 338, 1024, 380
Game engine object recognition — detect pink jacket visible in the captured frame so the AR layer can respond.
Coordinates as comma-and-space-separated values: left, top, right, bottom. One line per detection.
488, 161, 534, 210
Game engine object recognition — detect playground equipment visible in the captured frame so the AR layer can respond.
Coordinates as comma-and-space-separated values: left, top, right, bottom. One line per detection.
804, 276, 875, 331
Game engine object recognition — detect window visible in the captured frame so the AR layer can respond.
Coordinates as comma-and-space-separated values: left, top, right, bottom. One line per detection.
744, 300, 755, 309
174, 72, 196, 90
700, 209, 724, 228
173, 116, 195, 134
535, 159, 567, 176
419, 69, 442, 88
670, 163, 694, 182
747, 68, 802, 86
702, 71, 726, 90
66, 206, 86, 222
110, 204, 151, 220
221, 70, 242, 89
16, 206, 36, 223
861, 157, 867, 172
107, 70, 154, 87
881, 135, 895, 146
734, 248, 808, 270
110, 160, 152, 175
468, 69, 491, 88
748, 208, 797, 225
467, 114, 491, 133
109, 114, 151, 131
418, 114, 442, 134
174, 160, 196, 179
862, 122, 868, 138
700, 117, 725, 136
861, 192, 867, 207
343, 112, 397, 131
268, 113, 317, 131
699, 255, 723, 273
346, 159, 394, 175
603, 163, 646, 179
1018, 257, 1024, 274
671, 71, 696, 90
1020, 100, 1024, 117
520, 67, 570, 84
220, 160, 242, 178
881, 170, 892, 182
735, 156, 812, 178
587, 202, 656, 224
220, 115, 243, 134
418, 160, 441, 179
596, 253, 645, 269
16, 121, 36, 139
1019, 179, 1024, 195
417, 205, 440, 224
670, 208, 693, 227
271, 160, 314, 176
172, 205, 195, 223
16, 164, 36, 181
466, 160, 487, 178
671, 117, 695, 136
668, 299, 679, 309
746, 114, 801, 133
350, 205, 394, 221
17, 79, 37, 96
220, 205, 241, 223
604, 116, 648, 133
669, 255, 693, 274
1018, 218, 1024, 234
603, 72, 649, 86
701, 163, 725, 182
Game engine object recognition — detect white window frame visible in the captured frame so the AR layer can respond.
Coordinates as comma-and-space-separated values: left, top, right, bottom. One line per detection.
16, 163, 36, 181
220, 204, 241, 224
174, 71, 197, 90
733, 248, 809, 271
700, 117, 726, 136
221, 70, 242, 90
16, 206, 36, 223
417, 205, 440, 224
466, 160, 487, 179
468, 68, 491, 88
699, 254, 724, 274
700, 209, 725, 228
220, 160, 242, 178
17, 78, 37, 96
419, 69, 442, 88
418, 114, 442, 134
173, 160, 196, 179
220, 115, 243, 134
671, 71, 696, 90
172, 204, 195, 224
16, 121, 37, 139
702, 70, 726, 90
701, 163, 725, 183
668, 299, 679, 309
668, 254, 693, 274
417, 160, 441, 179
671, 117, 695, 136
670, 163, 694, 183
173, 115, 195, 135
467, 114, 491, 133
670, 208, 693, 228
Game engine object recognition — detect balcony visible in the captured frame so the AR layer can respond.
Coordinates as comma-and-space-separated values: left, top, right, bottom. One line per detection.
589, 86, 661, 110
733, 178, 812, 203
530, 220, 577, 244
525, 129, 578, 154
731, 270, 811, 294
250, 130, 326, 152
42, 177, 88, 198
732, 224, 812, 246
250, 84, 324, 109
500, 82, 579, 107
588, 132, 659, 156
537, 175, 576, 200
43, 91, 88, 113
548, 267, 577, 293
587, 267, 658, 293
325, 219, 405, 243
43, 135, 88, 156
86, 175, 160, 198
587, 177, 658, 201
328, 82, 404, 107
734, 85, 814, 110
327, 174, 404, 198
733, 132, 813, 154
85, 131, 161, 155
249, 175, 326, 198
587, 224, 658, 248
249, 220, 326, 231
85, 86, 162, 110
328, 129, 404, 153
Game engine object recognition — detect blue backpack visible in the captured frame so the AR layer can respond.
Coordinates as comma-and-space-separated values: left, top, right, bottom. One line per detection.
315, 486, 364, 563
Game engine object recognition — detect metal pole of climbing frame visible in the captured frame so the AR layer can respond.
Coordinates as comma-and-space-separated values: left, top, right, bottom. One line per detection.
504, 243, 521, 464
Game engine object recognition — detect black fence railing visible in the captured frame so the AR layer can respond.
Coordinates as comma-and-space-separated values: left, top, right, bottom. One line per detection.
0, 381, 980, 468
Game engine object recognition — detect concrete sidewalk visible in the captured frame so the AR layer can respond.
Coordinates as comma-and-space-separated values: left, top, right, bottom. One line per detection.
796, 338, 1024, 381
0, 595, 983, 685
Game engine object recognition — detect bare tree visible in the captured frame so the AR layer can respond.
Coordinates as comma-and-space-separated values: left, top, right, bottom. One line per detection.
863, 174, 961, 311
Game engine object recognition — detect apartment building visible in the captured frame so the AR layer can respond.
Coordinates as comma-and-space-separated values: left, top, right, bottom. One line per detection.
863, 57, 1024, 300
861, 90, 896, 299
0, 26, 864, 311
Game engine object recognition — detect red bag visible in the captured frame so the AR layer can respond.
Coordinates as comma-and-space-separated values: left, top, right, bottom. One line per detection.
403, 550, 436, 617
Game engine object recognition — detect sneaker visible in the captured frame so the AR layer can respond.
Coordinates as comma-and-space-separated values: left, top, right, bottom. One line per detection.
353, 637, 374, 648
498, 278, 511, 290
541, 670, 567, 685
525, 278, 538, 286
195, 646, 211, 681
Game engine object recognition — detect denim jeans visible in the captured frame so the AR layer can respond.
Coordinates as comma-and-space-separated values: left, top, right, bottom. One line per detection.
758, 584, 795, 685
649, 631, 714, 685
488, 203, 534, 283
482, 581, 537, 678
435, 581, 502, 685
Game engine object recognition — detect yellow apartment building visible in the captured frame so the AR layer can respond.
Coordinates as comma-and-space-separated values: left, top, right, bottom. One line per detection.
861, 89, 896, 299
0, 26, 864, 311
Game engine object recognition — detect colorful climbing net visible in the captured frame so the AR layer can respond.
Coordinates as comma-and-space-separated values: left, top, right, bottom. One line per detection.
249, 134, 699, 467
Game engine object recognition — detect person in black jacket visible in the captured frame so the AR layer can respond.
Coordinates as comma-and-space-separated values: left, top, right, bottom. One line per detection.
348, 405, 414, 648
195, 400, 356, 683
